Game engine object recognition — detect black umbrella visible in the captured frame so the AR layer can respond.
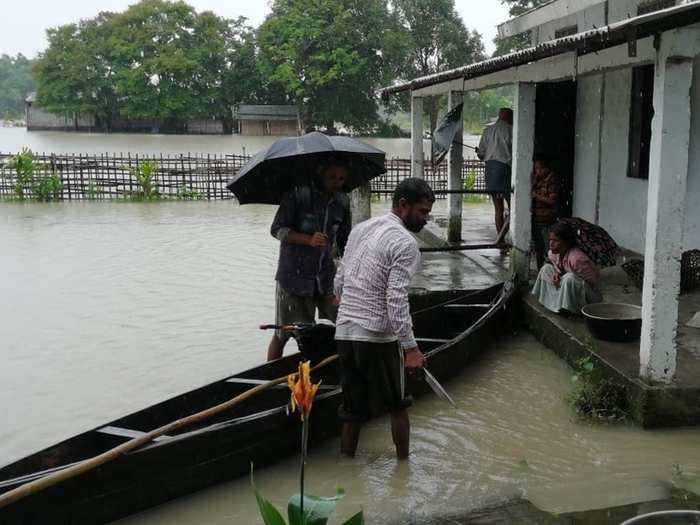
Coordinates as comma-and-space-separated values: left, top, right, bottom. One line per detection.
431, 103, 464, 166
226, 131, 387, 204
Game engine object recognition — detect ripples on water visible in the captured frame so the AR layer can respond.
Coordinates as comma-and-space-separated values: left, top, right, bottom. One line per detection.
117, 333, 700, 525
2, 201, 699, 524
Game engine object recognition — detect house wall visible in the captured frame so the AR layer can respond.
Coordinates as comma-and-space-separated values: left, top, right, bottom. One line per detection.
571, 57, 700, 253
572, 74, 604, 223
26, 105, 95, 131
269, 120, 298, 136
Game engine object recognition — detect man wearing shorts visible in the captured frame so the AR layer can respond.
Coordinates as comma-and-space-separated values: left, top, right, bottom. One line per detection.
477, 107, 513, 236
267, 160, 351, 361
334, 177, 434, 459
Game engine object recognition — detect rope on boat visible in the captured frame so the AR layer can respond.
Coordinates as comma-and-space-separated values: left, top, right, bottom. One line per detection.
0, 354, 339, 510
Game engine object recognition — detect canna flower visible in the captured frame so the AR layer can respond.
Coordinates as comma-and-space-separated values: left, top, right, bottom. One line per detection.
287, 361, 320, 420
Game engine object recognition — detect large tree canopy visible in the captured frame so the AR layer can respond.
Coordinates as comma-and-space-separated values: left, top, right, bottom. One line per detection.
0, 54, 35, 120
33, 0, 261, 130
256, 0, 405, 133
391, 0, 485, 131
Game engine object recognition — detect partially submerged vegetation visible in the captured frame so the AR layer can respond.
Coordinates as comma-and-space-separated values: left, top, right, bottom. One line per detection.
1, 149, 203, 202
566, 342, 629, 422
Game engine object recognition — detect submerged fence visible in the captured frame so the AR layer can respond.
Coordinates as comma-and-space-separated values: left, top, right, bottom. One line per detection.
0, 152, 486, 201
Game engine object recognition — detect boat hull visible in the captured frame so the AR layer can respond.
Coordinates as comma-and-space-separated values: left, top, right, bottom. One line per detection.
0, 282, 515, 524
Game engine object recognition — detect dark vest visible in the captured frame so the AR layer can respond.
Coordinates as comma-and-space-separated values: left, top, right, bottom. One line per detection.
271, 185, 351, 297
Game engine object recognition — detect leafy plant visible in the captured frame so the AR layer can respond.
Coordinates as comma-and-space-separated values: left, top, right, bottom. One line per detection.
252, 472, 363, 525
462, 169, 485, 204
130, 160, 159, 199
10, 147, 35, 200
566, 350, 629, 422
251, 361, 364, 525
175, 187, 203, 200
32, 174, 63, 201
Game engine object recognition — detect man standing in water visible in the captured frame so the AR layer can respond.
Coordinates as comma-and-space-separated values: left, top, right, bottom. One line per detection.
476, 107, 513, 236
334, 177, 434, 459
267, 159, 351, 361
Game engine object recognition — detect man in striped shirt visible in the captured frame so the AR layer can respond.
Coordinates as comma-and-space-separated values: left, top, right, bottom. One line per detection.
334, 177, 434, 459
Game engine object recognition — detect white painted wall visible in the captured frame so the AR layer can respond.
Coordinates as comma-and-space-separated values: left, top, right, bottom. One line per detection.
572, 74, 604, 222
572, 61, 700, 253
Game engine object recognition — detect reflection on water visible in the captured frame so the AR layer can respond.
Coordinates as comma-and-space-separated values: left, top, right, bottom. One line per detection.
117, 333, 700, 525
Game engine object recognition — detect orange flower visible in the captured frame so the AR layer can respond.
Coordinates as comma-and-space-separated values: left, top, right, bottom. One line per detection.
287, 361, 320, 420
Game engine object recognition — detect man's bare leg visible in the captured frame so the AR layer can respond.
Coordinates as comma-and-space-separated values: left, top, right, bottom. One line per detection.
341, 422, 361, 457
493, 197, 505, 234
266, 335, 285, 361
390, 410, 410, 460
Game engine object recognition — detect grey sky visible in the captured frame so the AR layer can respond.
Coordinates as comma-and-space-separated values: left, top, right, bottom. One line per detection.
2, 1, 511, 59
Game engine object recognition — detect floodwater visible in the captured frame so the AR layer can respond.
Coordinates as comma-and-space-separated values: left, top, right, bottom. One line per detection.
1, 129, 698, 523
0, 201, 280, 463
0, 126, 480, 159
116, 333, 700, 525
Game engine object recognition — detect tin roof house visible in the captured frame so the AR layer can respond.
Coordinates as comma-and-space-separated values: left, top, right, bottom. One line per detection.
381, 0, 700, 410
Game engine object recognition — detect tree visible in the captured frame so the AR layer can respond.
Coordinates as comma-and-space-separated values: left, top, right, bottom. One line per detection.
33, 0, 264, 130
109, 0, 201, 125
0, 54, 35, 120
392, 0, 485, 132
257, 0, 404, 133
501, 0, 550, 17
34, 19, 116, 128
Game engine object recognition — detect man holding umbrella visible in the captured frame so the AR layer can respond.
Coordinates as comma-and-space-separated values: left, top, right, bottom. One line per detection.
267, 158, 352, 361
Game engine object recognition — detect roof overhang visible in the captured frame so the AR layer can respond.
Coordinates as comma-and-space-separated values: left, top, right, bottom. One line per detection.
380, 1, 700, 99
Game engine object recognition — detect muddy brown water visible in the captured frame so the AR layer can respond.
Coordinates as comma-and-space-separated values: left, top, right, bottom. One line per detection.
1, 198, 698, 524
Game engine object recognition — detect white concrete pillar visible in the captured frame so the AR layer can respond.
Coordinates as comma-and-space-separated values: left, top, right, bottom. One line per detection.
640, 37, 694, 383
447, 91, 464, 243
350, 183, 371, 225
510, 83, 536, 282
411, 95, 424, 179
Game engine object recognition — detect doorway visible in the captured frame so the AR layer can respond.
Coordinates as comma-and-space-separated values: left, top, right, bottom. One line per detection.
534, 81, 577, 218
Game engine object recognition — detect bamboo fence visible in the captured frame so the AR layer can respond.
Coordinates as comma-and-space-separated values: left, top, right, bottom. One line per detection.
0, 152, 486, 201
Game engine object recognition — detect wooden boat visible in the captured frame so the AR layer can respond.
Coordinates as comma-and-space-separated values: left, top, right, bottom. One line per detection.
0, 280, 515, 524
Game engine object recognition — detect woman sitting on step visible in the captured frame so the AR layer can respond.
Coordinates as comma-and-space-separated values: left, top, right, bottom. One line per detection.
531, 221, 602, 314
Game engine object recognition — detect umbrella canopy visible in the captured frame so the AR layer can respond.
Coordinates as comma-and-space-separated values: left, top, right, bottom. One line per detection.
226, 132, 386, 204
431, 103, 463, 166
559, 217, 618, 268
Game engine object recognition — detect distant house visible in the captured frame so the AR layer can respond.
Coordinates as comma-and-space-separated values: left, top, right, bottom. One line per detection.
25, 93, 96, 132
236, 105, 299, 136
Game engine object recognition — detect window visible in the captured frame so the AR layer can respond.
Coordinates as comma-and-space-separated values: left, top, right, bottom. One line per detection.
554, 25, 578, 39
637, 0, 676, 16
628, 65, 655, 180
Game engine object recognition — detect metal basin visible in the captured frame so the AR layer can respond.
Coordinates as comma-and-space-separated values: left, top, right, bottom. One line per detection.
581, 303, 642, 342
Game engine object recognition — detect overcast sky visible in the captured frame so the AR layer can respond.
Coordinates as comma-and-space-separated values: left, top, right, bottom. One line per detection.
2, 1, 511, 59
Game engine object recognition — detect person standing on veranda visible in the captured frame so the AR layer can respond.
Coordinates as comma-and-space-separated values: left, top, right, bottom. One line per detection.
334, 177, 434, 460
476, 108, 513, 236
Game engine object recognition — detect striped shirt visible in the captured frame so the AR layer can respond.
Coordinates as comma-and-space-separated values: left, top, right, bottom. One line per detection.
334, 213, 421, 349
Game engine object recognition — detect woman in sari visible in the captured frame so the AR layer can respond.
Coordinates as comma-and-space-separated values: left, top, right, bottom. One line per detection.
532, 221, 602, 314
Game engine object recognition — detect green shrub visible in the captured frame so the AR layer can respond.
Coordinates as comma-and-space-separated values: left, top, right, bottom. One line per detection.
32, 174, 63, 201
130, 160, 159, 199
566, 352, 629, 422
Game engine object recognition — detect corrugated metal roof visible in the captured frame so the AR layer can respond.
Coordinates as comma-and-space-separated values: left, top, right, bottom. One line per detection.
380, 1, 700, 98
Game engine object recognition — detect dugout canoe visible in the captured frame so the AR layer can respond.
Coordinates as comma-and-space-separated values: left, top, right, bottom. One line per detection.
0, 279, 516, 524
